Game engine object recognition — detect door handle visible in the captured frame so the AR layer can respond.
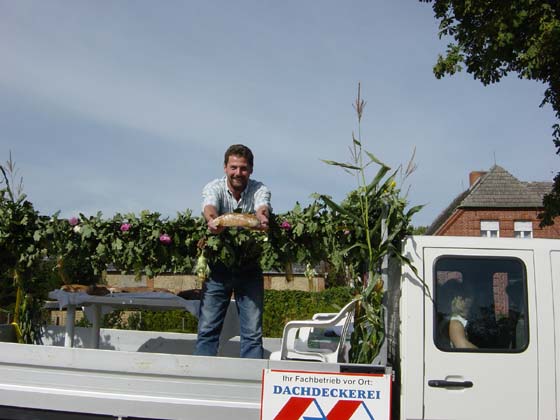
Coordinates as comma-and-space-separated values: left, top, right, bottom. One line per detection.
428, 380, 473, 388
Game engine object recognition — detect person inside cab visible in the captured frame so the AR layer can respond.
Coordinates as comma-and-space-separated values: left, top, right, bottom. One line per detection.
449, 287, 477, 349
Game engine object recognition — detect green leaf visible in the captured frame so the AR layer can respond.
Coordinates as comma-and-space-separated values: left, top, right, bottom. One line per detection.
365, 165, 391, 195
341, 242, 366, 255
114, 238, 123, 251
320, 159, 361, 171
319, 195, 360, 222
81, 225, 93, 239
367, 169, 399, 196
352, 134, 361, 146
406, 204, 425, 217
364, 150, 388, 168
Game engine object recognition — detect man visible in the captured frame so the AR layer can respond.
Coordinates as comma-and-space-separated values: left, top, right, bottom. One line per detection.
195, 144, 271, 358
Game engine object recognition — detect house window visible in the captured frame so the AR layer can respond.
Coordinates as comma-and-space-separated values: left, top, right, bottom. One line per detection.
480, 220, 499, 238
514, 221, 533, 239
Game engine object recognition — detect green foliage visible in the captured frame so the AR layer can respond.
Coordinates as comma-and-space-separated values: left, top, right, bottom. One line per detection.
71, 212, 115, 278
1, 197, 355, 291
204, 225, 267, 270
424, 0, 560, 91
0, 270, 15, 311
41, 214, 102, 284
110, 210, 199, 278
263, 202, 331, 276
541, 171, 560, 226
18, 293, 44, 344
39, 210, 202, 283
0, 156, 47, 341
99, 287, 354, 338
412, 225, 429, 235
121, 310, 198, 332
264, 287, 355, 337
0, 178, 44, 281
421, 0, 560, 225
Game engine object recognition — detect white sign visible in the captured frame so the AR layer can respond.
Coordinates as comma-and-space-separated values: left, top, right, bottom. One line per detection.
260, 369, 391, 420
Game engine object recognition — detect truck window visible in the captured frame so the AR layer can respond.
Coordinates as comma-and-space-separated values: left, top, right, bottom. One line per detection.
433, 257, 528, 352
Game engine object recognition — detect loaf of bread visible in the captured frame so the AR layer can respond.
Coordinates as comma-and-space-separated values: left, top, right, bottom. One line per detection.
60, 284, 110, 295
212, 213, 260, 228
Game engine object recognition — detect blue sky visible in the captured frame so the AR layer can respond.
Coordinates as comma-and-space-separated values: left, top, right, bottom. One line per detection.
0, 1, 557, 227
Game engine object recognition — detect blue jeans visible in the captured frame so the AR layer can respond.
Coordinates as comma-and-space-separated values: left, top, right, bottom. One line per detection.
194, 263, 264, 358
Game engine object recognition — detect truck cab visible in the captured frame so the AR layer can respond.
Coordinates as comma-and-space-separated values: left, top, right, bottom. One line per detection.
398, 235, 560, 420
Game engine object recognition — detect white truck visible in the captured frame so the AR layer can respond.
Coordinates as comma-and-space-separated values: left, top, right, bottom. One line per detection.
0, 235, 558, 420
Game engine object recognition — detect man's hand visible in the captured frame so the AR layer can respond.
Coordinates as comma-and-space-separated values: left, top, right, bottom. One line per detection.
207, 218, 225, 234
204, 205, 225, 234
255, 205, 269, 231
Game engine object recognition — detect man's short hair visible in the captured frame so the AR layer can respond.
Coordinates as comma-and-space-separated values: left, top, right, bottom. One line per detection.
224, 144, 254, 168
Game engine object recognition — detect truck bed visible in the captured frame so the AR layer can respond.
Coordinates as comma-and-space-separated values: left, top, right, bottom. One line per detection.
0, 326, 346, 419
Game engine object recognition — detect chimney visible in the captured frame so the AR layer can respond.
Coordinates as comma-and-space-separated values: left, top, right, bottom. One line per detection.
469, 171, 487, 187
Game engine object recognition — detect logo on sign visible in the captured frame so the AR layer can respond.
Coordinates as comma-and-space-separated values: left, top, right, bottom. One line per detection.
273, 396, 375, 420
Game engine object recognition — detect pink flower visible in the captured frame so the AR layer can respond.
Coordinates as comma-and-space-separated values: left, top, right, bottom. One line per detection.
68, 217, 79, 226
159, 233, 172, 245
343, 230, 351, 235
280, 221, 291, 230
120, 223, 131, 232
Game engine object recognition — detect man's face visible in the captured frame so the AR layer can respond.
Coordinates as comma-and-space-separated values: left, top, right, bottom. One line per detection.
224, 155, 252, 193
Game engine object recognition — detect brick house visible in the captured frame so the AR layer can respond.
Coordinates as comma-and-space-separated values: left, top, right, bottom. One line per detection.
426, 165, 560, 238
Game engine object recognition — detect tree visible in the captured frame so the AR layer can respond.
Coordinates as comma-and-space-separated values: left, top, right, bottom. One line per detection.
412, 225, 429, 235
421, 0, 560, 225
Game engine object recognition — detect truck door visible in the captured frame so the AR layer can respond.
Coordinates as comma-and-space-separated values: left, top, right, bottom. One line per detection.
423, 249, 537, 420
552, 251, 560, 420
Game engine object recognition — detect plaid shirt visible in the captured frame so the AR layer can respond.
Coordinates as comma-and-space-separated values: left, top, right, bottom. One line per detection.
201, 176, 271, 214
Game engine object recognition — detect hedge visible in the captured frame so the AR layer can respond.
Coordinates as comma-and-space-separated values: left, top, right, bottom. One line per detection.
99, 287, 354, 338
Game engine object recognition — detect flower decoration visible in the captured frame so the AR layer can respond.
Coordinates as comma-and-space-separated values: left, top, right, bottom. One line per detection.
120, 223, 131, 232
68, 217, 79, 226
159, 233, 172, 245
280, 221, 291, 230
